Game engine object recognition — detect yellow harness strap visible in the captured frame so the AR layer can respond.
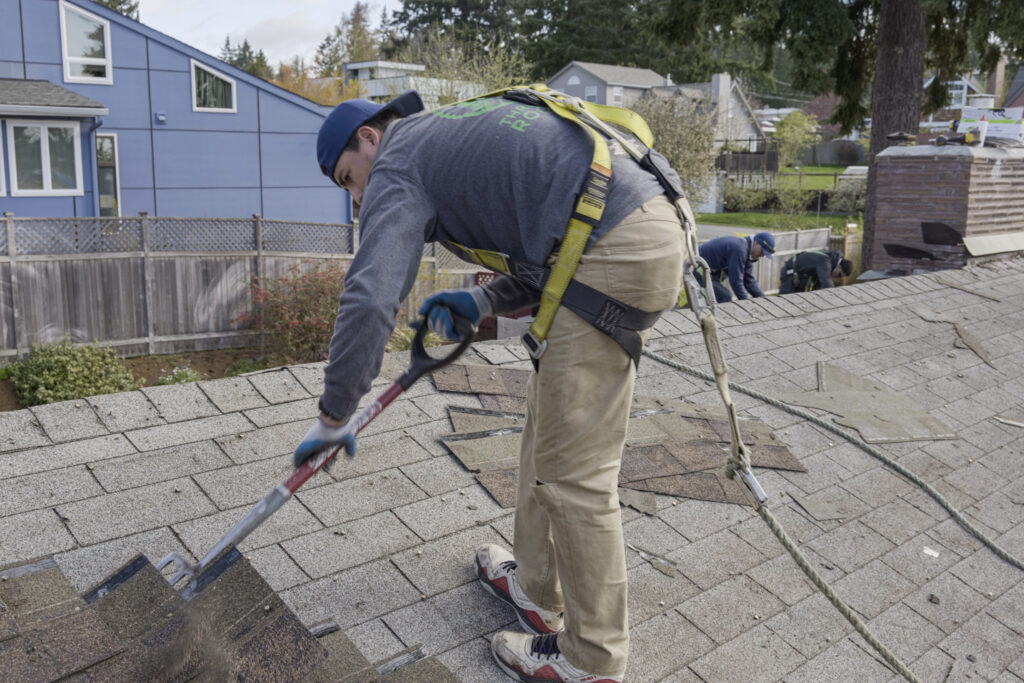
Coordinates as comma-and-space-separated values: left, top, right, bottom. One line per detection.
443, 85, 654, 358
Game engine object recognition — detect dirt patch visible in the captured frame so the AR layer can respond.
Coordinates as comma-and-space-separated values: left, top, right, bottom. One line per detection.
1, 348, 274, 412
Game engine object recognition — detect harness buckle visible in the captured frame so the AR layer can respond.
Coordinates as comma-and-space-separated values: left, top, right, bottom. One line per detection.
521, 330, 548, 360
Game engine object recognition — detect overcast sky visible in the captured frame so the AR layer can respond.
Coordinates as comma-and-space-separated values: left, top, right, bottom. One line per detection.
137, 0, 389, 67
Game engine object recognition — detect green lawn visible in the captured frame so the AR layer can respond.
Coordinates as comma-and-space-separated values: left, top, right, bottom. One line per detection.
778, 165, 848, 191
697, 211, 862, 234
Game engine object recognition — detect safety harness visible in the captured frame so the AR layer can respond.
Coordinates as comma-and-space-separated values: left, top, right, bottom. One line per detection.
442, 85, 693, 366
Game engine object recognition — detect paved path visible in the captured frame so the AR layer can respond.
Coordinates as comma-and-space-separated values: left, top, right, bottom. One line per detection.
2, 259, 1024, 681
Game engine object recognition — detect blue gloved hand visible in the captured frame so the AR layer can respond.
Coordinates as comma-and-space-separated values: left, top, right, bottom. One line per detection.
417, 286, 492, 340
293, 417, 357, 469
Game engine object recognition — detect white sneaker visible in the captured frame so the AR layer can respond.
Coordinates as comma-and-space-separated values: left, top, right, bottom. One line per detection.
491, 631, 624, 683
476, 544, 563, 634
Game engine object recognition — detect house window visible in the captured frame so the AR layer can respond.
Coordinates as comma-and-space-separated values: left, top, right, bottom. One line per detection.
191, 59, 237, 113
612, 86, 623, 105
946, 82, 967, 107
585, 86, 597, 103
567, 75, 581, 86
60, 0, 113, 85
96, 134, 120, 216
5, 120, 83, 196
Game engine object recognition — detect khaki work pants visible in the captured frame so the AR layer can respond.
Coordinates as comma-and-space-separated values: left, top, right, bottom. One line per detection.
513, 195, 686, 676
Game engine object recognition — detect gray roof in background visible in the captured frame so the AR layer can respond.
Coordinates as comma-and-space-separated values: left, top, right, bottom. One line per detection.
569, 61, 667, 87
0, 79, 106, 110
1005, 67, 1024, 107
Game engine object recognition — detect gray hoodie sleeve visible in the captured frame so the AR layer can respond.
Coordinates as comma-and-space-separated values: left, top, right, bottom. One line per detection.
320, 172, 436, 421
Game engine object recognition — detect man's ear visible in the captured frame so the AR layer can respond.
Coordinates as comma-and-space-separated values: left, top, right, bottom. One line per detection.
357, 125, 381, 148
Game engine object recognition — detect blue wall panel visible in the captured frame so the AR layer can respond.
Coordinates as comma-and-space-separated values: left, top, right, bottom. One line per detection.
21, 0, 61, 65
145, 40, 189, 73
0, 1, 24, 63
262, 188, 351, 223
92, 68, 151, 129
259, 133, 323, 187
153, 130, 260, 188
0, 195, 79, 218
155, 188, 261, 218
0, 62, 26, 78
119, 187, 155, 216
259, 93, 326, 133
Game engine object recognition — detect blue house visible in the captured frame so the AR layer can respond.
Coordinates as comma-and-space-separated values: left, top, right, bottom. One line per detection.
0, 0, 348, 223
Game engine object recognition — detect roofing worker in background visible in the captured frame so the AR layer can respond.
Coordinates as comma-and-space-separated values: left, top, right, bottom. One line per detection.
695, 232, 774, 302
778, 249, 853, 294
292, 89, 689, 683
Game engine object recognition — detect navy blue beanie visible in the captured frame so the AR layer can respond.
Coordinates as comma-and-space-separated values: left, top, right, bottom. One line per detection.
316, 90, 425, 183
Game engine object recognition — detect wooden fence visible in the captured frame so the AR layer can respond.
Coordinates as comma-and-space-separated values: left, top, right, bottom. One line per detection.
0, 213, 467, 361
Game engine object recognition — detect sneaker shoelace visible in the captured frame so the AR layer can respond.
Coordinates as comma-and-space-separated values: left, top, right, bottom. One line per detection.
530, 632, 561, 659
499, 560, 517, 571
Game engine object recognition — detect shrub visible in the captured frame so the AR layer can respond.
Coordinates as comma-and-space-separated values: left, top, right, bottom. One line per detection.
723, 185, 770, 212
157, 365, 204, 385
387, 311, 446, 352
9, 339, 142, 406
237, 260, 347, 363
827, 178, 867, 216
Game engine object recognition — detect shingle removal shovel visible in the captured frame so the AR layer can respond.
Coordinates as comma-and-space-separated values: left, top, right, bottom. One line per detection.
157, 316, 475, 586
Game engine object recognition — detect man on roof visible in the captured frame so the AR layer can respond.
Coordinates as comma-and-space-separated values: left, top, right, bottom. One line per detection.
779, 248, 854, 293
695, 231, 775, 302
291, 88, 689, 683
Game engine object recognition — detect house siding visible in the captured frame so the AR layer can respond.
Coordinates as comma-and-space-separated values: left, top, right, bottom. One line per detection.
0, 0, 347, 224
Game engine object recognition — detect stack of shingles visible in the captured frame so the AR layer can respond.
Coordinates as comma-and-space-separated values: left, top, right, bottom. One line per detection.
0, 549, 457, 681
434, 363, 806, 511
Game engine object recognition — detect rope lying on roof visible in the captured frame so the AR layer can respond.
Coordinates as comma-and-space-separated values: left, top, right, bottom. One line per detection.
643, 347, 1024, 683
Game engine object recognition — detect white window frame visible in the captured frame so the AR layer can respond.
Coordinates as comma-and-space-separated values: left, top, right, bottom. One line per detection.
96, 132, 122, 216
59, 0, 113, 85
5, 119, 84, 196
0, 124, 6, 196
567, 75, 581, 86
585, 85, 598, 103
191, 59, 237, 113
612, 86, 623, 105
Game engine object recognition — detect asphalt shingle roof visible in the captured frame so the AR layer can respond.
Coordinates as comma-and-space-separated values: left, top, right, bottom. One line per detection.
2, 258, 1024, 680
0, 79, 106, 110
570, 61, 668, 88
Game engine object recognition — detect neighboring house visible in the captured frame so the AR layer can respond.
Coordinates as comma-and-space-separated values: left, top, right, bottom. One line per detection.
341, 60, 481, 110
547, 61, 668, 108
1005, 67, 1024, 108
649, 73, 763, 146
0, 0, 347, 222
547, 62, 762, 147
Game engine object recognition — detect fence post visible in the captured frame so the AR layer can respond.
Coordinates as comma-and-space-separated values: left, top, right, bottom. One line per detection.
253, 213, 263, 283
4, 212, 24, 358
139, 212, 156, 355
352, 217, 360, 254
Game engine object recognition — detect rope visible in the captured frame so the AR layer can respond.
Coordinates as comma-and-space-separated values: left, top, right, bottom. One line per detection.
757, 506, 919, 682
642, 348, 1024, 574
642, 348, 1024, 682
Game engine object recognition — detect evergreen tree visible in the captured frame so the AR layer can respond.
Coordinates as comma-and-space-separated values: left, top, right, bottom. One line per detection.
315, 2, 381, 78
93, 0, 139, 20
219, 36, 274, 81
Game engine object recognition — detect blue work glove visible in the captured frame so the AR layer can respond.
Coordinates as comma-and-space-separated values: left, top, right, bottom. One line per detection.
417, 286, 492, 340
293, 417, 357, 469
